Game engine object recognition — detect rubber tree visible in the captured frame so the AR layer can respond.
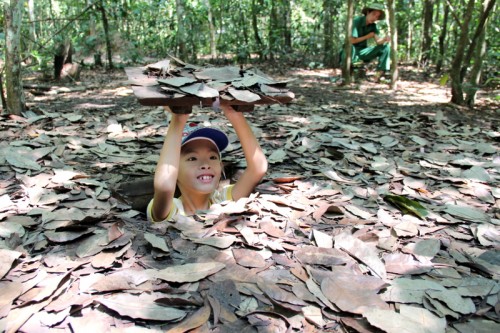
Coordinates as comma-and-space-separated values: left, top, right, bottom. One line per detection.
323, 0, 339, 67
420, 0, 434, 64
98, 0, 114, 69
449, 0, 475, 105
3, 0, 26, 115
176, 0, 188, 60
387, 0, 398, 89
465, 0, 496, 106
341, 0, 354, 84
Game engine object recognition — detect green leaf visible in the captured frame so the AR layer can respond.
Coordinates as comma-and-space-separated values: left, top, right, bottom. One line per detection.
439, 73, 449, 86
384, 195, 429, 219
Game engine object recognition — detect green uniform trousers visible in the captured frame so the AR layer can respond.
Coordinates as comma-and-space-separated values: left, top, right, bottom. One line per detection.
341, 43, 390, 72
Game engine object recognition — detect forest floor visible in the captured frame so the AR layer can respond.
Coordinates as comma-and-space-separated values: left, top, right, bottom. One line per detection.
0, 61, 499, 333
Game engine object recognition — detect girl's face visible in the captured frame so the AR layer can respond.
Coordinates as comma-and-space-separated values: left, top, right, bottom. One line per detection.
178, 139, 222, 195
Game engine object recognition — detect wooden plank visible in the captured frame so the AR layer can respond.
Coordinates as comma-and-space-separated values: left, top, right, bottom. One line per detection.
124, 67, 294, 113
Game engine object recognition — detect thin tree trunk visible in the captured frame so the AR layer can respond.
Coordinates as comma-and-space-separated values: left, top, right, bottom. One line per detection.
342, 0, 354, 84
175, 0, 187, 60
269, 1, 278, 60
203, 0, 216, 59
98, 0, 114, 69
323, 0, 336, 67
251, 0, 263, 60
436, 4, 449, 73
465, 0, 493, 106
460, 0, 496, 80
0, 75, 7, 110
3, 0, 26, 115
283, 0, 292, 51
421, 0, 434, 64
28, 0, 36, 43
406, 2, 413, 62
387, 0, 399, 89
450, 0, 476, 105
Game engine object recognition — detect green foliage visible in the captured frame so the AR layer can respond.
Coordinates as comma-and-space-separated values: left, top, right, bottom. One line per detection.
2, 0, 496, 78
28, 50, 51, 71
384, 195, 429, 220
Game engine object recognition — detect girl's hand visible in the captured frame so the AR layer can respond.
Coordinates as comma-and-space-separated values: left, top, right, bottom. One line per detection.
221, 104, 239, 118
164, 106, 190, 121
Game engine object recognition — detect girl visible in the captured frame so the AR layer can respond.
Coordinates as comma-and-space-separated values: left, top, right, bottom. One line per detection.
147, 105, 268, 222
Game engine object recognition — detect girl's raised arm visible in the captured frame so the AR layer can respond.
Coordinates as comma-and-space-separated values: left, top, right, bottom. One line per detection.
222, 105, 268, 200
151, 108, 190, 221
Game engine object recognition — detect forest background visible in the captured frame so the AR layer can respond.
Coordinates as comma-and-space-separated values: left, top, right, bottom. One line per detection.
0, 0, 499, 114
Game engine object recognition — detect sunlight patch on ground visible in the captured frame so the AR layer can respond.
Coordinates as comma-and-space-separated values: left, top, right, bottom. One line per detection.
393, 81, 450, 105
291, 68, 337, 78
74, 102, 117, 110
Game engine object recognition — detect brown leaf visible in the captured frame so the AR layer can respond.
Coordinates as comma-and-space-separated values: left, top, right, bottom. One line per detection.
321, 274, 389, 314
0, 281, 23, 317
313, 202, 343, 221
96, 293, 187, 321
44, 228, 95, 243
166, 302, 211, 333
257, 279, 306, 311
75, 231, 107, 258
144, 232, 170, 252
383, 252, 432, 275
295, 245, 350, 266
334, 232, 387, 279
192, 235, 237, 249
233, 248, 267, 268
259, 221, 285, 238
0, 249, 21, 279
146, 262, 226, 283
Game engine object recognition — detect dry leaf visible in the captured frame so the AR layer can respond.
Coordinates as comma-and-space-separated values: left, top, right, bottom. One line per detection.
97, 293, 187, 321
334, 232, 387, 279
146, 262, 226, 283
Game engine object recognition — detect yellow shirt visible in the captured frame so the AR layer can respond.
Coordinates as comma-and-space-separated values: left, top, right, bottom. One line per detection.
147, 185, 234, 223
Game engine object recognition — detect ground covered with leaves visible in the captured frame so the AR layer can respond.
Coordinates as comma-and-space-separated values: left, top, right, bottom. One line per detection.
0, 64, 499, 333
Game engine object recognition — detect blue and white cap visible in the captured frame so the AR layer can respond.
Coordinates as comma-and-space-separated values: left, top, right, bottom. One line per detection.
181, 122, 229, 154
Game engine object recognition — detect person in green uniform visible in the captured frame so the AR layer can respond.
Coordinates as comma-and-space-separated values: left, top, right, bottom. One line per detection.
342, 3, 391, 81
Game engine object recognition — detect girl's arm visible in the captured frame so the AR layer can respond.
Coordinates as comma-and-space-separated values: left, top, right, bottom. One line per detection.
222, 105, 268, 200
151, 107, 189, 221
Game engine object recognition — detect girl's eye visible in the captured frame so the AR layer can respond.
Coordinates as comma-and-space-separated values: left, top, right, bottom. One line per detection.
210, 155, 219, 160
187, 156, 197, 161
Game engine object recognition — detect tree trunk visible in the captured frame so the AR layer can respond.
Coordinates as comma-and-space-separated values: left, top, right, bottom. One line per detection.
203, 0, 217, 59
460, 0, 496, 81
3, 0, 26, 115
282, 0, 292, 51
0, 75, 7, 110
387, 0, 399, 89
342, 0, 354, 84
269, 1, 278, 60
251, 0, 263, 60
323, 0, 337, 67
98, 0, 114, 69
175, 0, 188, 60
406, 2, 414, 62
54, 39, 72, 79
27, 0, 37, 52
465, 0, 493, 106
450, 0, 476, 105
436, 4, 449, 73
420, 0, 434, 64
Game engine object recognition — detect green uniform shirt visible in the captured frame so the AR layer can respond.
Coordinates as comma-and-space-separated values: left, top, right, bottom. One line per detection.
352, 16, 380, 49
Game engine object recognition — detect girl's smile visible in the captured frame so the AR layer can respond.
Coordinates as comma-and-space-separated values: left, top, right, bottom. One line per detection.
177, 139, 222, 195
